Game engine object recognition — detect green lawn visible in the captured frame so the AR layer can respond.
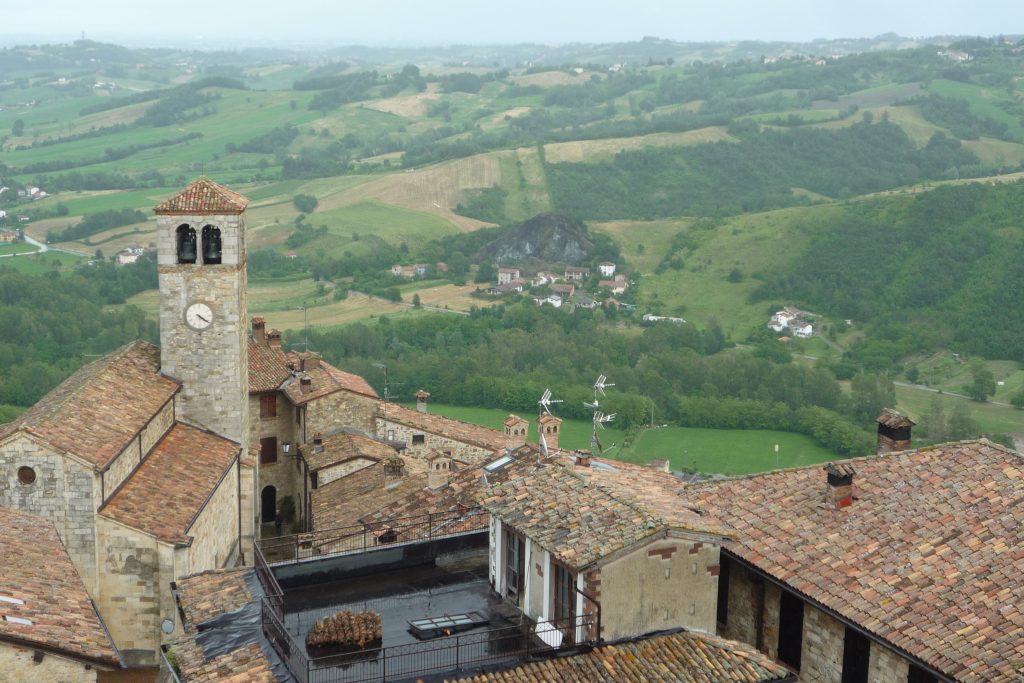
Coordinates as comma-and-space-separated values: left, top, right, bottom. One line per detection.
895, 384, 1024, 436
0, 251, 84, 274
619, 426, 833, 475
0, 243, 36, 256
413, 403, 832, 475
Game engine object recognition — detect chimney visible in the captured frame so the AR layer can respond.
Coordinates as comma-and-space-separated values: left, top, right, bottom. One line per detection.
875, 408, 914, 454
503, 415, 528, 450
574, 451, 591, 468
427, 452, 451, 490
312, 432, 323, 453
300, 376, 312, 394
252, 316, 266, 345
537, 414, 561, 451
648, 458, 670, 473
825, 462, 856, 510
383, 455, 405, 490
415, 389, 431, 414
268, 329, 282, 349
299, 353, 320, 371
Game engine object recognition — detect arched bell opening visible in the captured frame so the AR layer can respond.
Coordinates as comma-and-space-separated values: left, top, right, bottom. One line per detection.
176, 224, 197, 264
201, 225, 222, 265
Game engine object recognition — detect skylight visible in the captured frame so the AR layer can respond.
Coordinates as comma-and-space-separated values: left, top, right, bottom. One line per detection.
484, 455, 513, 472
0, 596, 25, 605
4, 615, 33, 626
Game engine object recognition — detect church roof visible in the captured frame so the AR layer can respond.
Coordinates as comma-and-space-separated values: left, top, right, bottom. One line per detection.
99, 423, 240, 545
690, 440, 1024, 683
153, 177, 249, 215
0, 506, 121, 668
446, 630, 793, 683
0, 341, 179, 471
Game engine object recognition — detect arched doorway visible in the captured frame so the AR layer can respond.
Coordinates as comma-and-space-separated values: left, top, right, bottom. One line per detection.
261, 485, 276, 523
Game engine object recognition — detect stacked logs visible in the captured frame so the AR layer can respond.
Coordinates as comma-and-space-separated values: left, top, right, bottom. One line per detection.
306, 610, 382, 650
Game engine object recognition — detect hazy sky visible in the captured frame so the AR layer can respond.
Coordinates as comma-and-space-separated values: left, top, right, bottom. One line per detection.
7, 0, 1020, 46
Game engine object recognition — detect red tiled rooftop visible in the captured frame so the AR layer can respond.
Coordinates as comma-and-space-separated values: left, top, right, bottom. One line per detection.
378, 404, 506, 452
691, 440, 1024, 682
283, 352, 379, 404
0, 506, 120, 667
481, 458, 726, 570
174, 568, 253, 635
247, 337, 290, 393
99, 423, 240, 544
171, 640, 274, 683
447, 630, 793, 683
153, 177, 249, 215
0, 341, 179, 471
301, 430, 397, 473
311, 457, 429, 531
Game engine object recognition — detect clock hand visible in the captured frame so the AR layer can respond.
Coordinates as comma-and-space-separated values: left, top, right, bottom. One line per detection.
197, 314, 210, 323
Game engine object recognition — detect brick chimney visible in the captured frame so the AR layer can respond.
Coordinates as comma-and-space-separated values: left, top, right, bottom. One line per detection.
300, 376, 312, 394
503, 414, 528, 450
427, 451, 451, 490
299, 353, 320, 371
383, 455, 405, 490
875, 408, 914, 454
268, 329, 282, 349
252, 316, 266, 345
574, 450, 591, 468
825, 462, 856, 509
415, 389, 431, 414
537, 414, 561, 451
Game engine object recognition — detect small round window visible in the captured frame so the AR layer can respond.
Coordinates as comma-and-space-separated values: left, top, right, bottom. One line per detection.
17, 466, 36, 486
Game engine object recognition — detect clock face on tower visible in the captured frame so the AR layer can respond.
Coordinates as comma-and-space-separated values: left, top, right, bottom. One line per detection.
185, 302, 214, 330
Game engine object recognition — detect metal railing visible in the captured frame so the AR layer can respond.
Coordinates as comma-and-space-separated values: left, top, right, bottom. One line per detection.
261, 598, 595, 683
254, 541, 285, 618
259, 508, 489, 564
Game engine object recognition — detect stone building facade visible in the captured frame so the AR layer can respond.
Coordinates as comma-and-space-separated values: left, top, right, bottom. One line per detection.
0, 178, 258, 671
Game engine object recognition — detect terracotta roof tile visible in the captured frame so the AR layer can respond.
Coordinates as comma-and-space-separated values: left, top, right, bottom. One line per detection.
0, 506, 120, 667
300, 430, 398, 473
247, 338, 290, 394
0, 341, 179, 470
378, 404, 506, 452
99, 423, 240, 544
174, 568, 253, 635
447, 630, 793, 683
283, 352, 379, 404
311, 457, 429, 531
153, 177, 249, 215
875, 407, 915, 429
691, 440, 1024, 682
481, 457, 726, 570
171, 640, 275, 683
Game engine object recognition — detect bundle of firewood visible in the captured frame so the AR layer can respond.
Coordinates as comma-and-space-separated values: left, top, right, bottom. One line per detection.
306, 610, 382, 649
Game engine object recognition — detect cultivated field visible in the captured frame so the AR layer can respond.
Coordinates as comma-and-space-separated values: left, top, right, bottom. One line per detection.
543, 127, 737, 163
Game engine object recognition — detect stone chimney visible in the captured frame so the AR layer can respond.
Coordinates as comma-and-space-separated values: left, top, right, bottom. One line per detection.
268, 329, 282, 349
415, 389, 431, 414
875, 408, 914, 454
299, 353, 321, 371
300, 376, 312, 394
503, 414, 529, 450
383, 455, 405, 490
825, 462, 856, 510
252, 316, 266, 345
427, 451, 451, 490
574, 450, 591, 468
537, 414, 561, 451
312, 432, 324, 453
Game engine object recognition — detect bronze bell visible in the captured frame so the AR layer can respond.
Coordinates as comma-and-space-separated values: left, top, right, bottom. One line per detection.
202, 234, 221, 264
179, 234, 197, 263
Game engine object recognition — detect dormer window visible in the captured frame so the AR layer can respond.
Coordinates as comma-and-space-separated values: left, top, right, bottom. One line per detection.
201, 225, 222, 265
176, 224, 197, 264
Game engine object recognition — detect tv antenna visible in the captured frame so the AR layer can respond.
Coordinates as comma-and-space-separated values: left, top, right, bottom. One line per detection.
538, 388, 562, 416
586, 374, 616, 454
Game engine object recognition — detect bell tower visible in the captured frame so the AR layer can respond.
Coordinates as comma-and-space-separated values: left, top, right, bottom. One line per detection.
153, 178, 250, 447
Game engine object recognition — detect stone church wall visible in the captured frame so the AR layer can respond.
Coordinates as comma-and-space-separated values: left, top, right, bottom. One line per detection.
184, 462, 240, 573
0, 434, 98, 593
0, 642, 99, 683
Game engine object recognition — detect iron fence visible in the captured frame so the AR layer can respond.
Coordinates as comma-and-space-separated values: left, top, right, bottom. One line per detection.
261, 597, 595, 683
259, 508, 489, 565
254, 542, 284, 618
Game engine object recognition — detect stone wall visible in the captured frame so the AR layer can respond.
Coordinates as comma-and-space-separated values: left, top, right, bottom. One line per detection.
0, 641, 99, 683
597, 534, 721, 640
762, 582, 781, 660
157, 259, 249, 452
318, 457, 375, 488
183, 461, 240, 574
307, 391, 378, 435
0, 434, 98, 592
101, 398, 174, 503
375, 417, 494, 464
868, 639, 911, 682
800, 604, 845, 683
718, 557, 763, 645
250, 392, 301, 523
94, 518, 169, 667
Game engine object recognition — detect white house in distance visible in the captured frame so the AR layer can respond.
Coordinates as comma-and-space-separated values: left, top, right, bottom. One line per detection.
598, 262, 616, 277
497, 267, 521, 285
768, 306, 813, 337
